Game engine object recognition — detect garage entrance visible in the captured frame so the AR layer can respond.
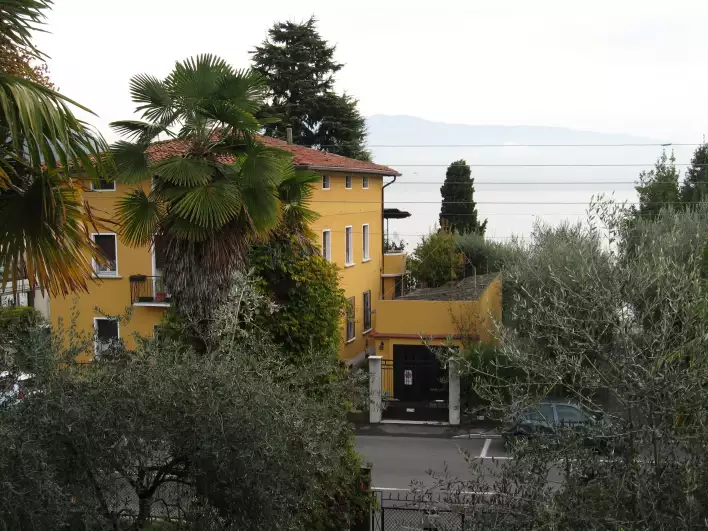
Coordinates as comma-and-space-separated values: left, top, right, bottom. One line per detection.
382, 345, 449, 422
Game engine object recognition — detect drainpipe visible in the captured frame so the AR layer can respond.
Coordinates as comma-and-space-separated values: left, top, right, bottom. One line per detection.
381, 176, 397, 255
380, 176, 397, 301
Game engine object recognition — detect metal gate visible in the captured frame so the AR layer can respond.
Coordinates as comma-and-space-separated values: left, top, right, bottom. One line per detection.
371, 490, 467, 531
382, 345, 448, 422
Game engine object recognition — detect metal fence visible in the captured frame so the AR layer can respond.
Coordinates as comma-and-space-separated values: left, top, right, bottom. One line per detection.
381, 358, 394, 399
371, 490, 468, 531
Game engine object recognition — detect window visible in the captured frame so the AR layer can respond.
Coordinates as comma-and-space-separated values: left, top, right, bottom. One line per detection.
363, 290, 371, 332
322, 229, 331, 261
346, 297, 355, 342
362, 224, 370, 260
94, 318, 119, 355
555, 405, 589, 426
322, 175, 330, 190
345, 175, 352, 189
362, 176, 369, 189
345, 226, 353, 265
90, 177, 116, 191
527, 404, 555, 423
92, 234, 118, 276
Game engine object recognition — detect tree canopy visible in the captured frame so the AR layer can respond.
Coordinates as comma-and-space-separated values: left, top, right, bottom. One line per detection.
251, 17, 370, 161
439, 159, 487, 234
111, 55, 314, 320
0, 272, 368, 530
0, 0, 112, 298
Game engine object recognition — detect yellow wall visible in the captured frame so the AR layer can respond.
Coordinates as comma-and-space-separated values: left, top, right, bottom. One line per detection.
376, 276, 502, 344
50, 181, 163, 360
382, 277, 397, 300
374, 276, 503, 396
309, 172, 384, 362
50, 172, 386, 364
382, 253, 406, 275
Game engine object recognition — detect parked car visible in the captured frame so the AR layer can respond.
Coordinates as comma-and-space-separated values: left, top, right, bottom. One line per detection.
502, 400, 621, 454
0, 371, 35, 409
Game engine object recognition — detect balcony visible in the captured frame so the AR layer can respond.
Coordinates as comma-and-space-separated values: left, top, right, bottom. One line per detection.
129, 275, 172, 307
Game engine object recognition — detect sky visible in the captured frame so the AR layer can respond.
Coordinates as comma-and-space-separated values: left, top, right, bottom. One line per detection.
33, 0, 708, 241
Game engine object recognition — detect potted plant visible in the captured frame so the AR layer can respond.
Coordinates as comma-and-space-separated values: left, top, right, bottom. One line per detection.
155, 292, 166, 302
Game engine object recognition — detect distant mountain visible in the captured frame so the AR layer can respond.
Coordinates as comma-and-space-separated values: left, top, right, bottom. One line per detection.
365, 115, 691, 244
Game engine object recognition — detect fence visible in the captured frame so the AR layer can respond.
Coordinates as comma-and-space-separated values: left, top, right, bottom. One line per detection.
371, 490, 469, 531
381, 358, 394, 399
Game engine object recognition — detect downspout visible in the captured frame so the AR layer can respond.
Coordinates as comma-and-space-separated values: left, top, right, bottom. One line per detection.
381, 176, 397, 256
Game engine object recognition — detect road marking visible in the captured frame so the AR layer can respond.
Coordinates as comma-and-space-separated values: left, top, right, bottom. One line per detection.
479, 438, 492, 458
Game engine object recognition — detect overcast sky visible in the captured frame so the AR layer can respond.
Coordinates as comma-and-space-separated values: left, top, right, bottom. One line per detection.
35, 0, 708, 142
33, 0, 708, 241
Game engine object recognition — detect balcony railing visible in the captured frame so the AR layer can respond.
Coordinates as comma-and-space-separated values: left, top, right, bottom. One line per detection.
129, 275, 172, 306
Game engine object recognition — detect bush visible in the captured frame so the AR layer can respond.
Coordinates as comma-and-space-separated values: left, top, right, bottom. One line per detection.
250, 234, 346, 363
454, 232, 518, 276
409, 231, 464, 288
0, 274, 368, 531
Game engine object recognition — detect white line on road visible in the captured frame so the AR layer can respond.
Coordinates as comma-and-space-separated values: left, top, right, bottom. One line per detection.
479, 438, 492, 459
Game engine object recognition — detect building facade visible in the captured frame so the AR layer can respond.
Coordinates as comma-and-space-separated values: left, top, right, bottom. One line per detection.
50, 137, 400, 364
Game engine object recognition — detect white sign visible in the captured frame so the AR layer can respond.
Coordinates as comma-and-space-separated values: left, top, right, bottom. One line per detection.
404, 369, 413, 386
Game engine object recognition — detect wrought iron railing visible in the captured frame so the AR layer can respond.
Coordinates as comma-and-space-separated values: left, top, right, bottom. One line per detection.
129, 275, 172, 305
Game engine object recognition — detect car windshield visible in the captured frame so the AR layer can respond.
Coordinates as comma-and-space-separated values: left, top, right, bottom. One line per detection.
523, 404, 554, 422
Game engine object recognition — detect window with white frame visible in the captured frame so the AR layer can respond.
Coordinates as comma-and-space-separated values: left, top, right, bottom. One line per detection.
346, 297, 355, 342
363, 290, 371, 332
94, 318, 119, 355
345, 226, 353, 265
92, 234, 118, 276
322, 175, 330, 190
345, 175, 352, 189
322, 229, 331, 261
362, 176, 369, 189
362, 224, 370, 260
90, 177, 116, 191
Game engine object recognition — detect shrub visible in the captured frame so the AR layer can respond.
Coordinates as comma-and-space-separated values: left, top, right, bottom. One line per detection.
250, 234, 346, 363
409, 230, 464, 288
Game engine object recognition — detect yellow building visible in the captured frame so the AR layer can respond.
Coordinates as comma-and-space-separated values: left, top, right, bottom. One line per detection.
49, 136, 502, 390
50, 137, 400, 363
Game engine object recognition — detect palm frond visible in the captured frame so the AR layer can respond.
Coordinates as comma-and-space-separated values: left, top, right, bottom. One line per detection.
129, 74, 174, 124
110, 140, 150, 184
0, 74, 110, 179
0, 0, 52, 59
171, 180, 243, 231
152, 156, 213, 187
115, 187, 165, 247
278, 169, 320, 229
0, 172, 112, 296
167, 54, 234, 107
234, 140, 289, 190
110, 120, 171, 144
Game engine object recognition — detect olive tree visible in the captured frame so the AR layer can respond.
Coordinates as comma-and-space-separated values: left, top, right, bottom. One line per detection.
430, 201, 708, 530
0, 272, 367, 531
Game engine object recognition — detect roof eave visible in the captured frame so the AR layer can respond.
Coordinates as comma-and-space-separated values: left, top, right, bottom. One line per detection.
295, 164, 401, 177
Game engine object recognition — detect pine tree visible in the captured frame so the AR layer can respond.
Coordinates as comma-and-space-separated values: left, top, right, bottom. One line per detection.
439, 160, 487, 234
681, 143, 708, 205
251, 17, 370, 161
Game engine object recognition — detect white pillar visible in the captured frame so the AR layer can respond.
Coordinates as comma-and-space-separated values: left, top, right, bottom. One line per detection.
368, 356, 383, 424
449, 359, 461, 426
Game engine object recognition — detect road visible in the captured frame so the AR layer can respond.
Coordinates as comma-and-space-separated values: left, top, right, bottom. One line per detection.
355, 435, 508, 490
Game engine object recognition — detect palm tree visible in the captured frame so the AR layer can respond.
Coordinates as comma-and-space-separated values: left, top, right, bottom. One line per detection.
0, 0, 112, 298
112, 54, 313, 318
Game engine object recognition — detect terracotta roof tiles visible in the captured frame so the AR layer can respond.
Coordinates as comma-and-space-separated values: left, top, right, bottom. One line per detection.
145, 135, 400, 176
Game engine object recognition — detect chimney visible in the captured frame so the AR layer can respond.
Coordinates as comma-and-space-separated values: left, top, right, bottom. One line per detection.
286, 127, 293, 145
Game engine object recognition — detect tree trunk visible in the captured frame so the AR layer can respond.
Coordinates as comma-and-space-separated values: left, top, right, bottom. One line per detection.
135, 496, 151, 530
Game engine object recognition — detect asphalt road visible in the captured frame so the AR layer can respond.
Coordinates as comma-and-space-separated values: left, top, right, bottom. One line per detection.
355, 435, 508, 490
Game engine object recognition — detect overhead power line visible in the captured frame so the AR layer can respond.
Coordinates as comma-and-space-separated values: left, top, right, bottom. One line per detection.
321, 143, 701, 148
376, 163, 703, 167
